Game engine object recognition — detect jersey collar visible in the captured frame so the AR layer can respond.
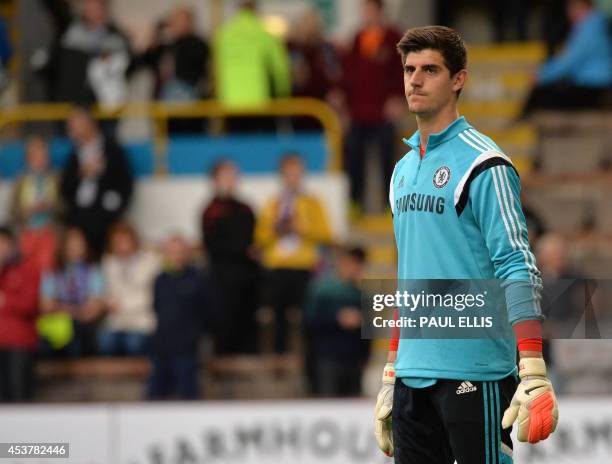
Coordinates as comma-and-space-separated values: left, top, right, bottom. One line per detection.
402, 116, 472, 153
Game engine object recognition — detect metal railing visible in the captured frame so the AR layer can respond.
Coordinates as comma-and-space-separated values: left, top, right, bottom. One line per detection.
0, 98, 343, 173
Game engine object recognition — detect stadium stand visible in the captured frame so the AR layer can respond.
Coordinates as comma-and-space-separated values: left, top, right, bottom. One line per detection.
0, 1, 611, 407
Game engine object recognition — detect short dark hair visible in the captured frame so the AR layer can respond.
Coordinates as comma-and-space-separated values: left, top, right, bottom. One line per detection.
0, 225, 15, 242
209, 159, 234, 179
365, 0, 384, 10
55, 227, 92, 270
397, 25, 467, 80
68, 105, 98, 127
25, 133, 48, 146
342, 245, 367, 264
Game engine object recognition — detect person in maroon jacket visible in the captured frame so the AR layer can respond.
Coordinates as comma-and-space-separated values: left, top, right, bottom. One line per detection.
201, 160, 259, 354
340, 0, 405, 212
287, 8, 342, 130
0, 226, 40, 402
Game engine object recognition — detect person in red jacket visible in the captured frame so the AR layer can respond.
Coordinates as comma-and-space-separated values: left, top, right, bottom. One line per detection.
340, 0, 405, 212
0, 226, 40, 402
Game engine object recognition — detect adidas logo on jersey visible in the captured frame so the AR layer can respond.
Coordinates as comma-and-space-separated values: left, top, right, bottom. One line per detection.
456, 381, 477, 395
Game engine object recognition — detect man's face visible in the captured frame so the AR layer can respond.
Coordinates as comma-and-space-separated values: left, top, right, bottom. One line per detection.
403, 49, 465, 117
362, 0, 382, 27
171, 9, 193, 38
214, 163, 238, 196
67, 111, 95, 144
82, 0, 108, 27
537, 238, 567, 275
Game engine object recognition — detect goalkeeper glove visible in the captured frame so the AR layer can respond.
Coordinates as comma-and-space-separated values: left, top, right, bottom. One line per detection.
374, 363, 395, 456
502, 357, 559, 444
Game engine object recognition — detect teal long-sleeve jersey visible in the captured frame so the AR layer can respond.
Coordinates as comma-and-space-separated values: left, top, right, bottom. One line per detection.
390, 116, 543, 383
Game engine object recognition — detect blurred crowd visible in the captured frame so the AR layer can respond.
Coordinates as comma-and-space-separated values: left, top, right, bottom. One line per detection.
1, 0, 611, 402
27, 0, 409, 212
0, 106, 370, 402
1, 0, 609, 211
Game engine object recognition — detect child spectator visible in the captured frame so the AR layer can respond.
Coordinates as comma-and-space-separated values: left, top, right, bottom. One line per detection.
303, 246, 370, 397
98, 222, 159, 356
40, 227, 105, 357
11, 136, 59, 272
148, 235, 214, 400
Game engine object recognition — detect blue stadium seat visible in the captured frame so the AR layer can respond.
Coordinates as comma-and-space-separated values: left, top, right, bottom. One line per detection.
0, 133, 328, 178
0, 139, 155, 178
167, 133, 327, 175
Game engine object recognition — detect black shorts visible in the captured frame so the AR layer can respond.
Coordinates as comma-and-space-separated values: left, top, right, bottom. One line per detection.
392, 376, 516, 464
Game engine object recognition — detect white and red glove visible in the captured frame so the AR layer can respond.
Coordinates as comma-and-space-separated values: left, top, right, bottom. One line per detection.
502, 357, 559, 443
374, 363, 395, 456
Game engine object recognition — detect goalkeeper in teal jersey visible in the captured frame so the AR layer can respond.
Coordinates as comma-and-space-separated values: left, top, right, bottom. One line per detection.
373, 26, 558, 463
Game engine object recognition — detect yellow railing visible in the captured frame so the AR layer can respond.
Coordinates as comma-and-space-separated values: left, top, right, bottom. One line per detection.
0, 98, 343, 173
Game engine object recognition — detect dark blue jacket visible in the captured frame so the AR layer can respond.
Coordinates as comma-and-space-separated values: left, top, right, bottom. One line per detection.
152, 266, 215, 357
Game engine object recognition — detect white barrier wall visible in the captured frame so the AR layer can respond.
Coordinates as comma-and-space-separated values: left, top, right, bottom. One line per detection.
0, 398, 611, 464
127, 174, 349, 243
0, 174, 349, 244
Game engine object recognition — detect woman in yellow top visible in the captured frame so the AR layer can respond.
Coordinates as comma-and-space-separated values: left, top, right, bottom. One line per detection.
255, 154, 332, 353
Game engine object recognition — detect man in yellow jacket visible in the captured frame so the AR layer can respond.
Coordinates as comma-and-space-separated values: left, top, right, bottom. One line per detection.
256, 154, 332, 353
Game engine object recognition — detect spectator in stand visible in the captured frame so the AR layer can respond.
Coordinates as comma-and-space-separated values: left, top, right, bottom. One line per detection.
536, 234, 586, 324
40, 227, 105, 357
0, 226, 40, 402
148, 235, 215, 400
60, 108, 133, 257
213, 0, 291, 132
340, 0, 404, 213
38, 0, 132, 108
522, 0, 612, 116
287, 8, 341, 130
11, 136, 59, 272
98, 222, 159, 357
304, 246, 370, 397
535, 234, 588, 394
139, 7, 209, 102
202, 160, 259, 354
138, 7, 208, 133
255, 154, 332, 353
